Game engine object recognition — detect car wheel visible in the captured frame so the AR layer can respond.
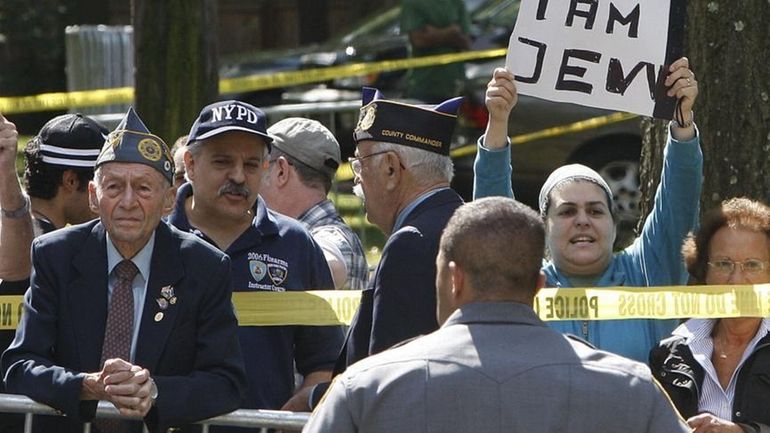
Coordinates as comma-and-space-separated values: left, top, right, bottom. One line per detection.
571, 137, 641, 249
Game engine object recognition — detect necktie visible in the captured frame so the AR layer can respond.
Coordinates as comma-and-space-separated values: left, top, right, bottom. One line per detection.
94, 260, 138, 433
100, 259, 139, 366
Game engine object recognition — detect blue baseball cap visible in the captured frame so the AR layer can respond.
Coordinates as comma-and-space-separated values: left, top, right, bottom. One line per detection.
188, 100, 272, 150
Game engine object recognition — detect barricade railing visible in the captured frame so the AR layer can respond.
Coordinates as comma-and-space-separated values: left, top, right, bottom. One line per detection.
0, 393, 310, 432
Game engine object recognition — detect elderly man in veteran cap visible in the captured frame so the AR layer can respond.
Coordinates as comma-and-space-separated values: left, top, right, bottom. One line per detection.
261, 117, 368, 291
1, 108, 246, 433
339, 88, 465, 369
168, 101, 343, 414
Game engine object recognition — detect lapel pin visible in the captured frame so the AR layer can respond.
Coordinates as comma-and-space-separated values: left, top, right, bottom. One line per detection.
156, 298, 169, 310
154, 312, 164, 322
169, 296, 177, 305
161, 285, 175, 300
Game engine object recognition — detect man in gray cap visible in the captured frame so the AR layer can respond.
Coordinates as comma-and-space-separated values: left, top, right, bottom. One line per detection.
2, 107, 246, 433
261, 117, 368, 290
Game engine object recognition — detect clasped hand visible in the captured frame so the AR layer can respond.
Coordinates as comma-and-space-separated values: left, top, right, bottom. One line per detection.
82, 358, 155, 417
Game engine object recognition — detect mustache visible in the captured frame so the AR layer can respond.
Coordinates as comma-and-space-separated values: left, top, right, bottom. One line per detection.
218, 181, 251, 198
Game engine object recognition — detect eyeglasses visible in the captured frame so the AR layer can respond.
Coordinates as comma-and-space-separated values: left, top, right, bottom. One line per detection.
348, 150, 395, 176
707, 259, 769, 274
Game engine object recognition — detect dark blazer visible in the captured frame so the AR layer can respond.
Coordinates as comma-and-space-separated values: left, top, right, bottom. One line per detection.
1, 220, 246, 433
339, 188, 464, 370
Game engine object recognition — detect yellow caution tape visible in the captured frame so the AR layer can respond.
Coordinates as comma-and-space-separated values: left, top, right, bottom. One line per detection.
0, 87, 135, 116
0, 49, 507, 115
534, 284, 770, 321
220, 48, 507, 95
1, 283, 768, 331
231, 291, 361, 327
449, 111, 640, 160
0, 297, 23, 331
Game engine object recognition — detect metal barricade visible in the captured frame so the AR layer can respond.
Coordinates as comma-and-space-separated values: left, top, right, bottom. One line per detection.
0, 393, 310, 432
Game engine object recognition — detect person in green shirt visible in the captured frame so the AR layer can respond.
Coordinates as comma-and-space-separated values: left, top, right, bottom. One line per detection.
401, 0, 471, 103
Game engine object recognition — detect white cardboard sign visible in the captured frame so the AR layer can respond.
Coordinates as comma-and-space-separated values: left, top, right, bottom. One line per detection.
505, 0, 685, 119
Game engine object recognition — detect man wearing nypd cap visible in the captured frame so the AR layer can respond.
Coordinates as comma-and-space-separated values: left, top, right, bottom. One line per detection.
338, 88, 465, 369
169, 101, 343, 414
261, 117, 368, 291
2, 108, 246, 432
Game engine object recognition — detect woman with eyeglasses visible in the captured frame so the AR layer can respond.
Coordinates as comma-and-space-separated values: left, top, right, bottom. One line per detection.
473, 57, 702, 363
649, 198, 770, 433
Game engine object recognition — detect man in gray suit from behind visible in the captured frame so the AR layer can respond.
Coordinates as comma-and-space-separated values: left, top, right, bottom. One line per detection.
303, 196, 689, 433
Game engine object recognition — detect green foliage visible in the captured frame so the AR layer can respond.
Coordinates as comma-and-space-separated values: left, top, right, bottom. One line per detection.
0, 0, 71, 95
0, 1, 77, 132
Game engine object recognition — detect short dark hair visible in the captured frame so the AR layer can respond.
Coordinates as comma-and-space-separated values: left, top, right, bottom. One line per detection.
439, 197, 545, 300
271, 148, 333, 193
683, 197, 770, 283
23, 138, 93, 199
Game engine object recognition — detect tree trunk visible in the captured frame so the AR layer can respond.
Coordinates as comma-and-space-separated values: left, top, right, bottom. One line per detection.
133, 0, 218, 144
638, 2, 770, 230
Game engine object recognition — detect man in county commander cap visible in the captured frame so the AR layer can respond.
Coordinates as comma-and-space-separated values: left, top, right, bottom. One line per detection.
338, 88, 465, 369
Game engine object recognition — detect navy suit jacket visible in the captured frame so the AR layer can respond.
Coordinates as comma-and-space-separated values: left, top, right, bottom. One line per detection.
1, 220, 246, 433
340, 188, 464, 370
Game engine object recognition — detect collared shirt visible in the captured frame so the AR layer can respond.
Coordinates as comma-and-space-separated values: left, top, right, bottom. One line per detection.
105, 232, 155, 362
298, 199, 368, 291
675, 318, 770, 420
393, 187, 449, 232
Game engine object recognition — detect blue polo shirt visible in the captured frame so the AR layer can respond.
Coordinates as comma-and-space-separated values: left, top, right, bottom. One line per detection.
168, 183, 343, 410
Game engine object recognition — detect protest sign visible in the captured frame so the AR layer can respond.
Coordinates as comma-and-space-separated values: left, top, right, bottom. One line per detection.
506, 0, 685, 119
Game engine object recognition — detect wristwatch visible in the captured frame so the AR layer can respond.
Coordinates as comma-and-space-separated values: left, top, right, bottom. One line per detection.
1, 194, 30, 219
149, 378, 159, 405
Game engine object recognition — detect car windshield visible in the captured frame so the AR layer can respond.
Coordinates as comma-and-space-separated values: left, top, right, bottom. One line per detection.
339, 0, 501, 45
474, 0, 521, 27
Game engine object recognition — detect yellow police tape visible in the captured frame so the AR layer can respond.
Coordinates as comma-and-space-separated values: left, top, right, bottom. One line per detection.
333, 111, 641, 182
0, 48, 507, 115
0, 284, 768, 330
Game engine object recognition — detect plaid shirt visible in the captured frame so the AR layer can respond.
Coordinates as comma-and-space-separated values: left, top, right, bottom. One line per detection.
299, 199, 369, 290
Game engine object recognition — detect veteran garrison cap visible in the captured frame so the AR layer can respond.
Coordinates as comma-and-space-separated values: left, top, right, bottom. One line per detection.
188, 100, 273, 151
33, 114, 107, 168
353, 87, 463, 156
95, 107, 174, 183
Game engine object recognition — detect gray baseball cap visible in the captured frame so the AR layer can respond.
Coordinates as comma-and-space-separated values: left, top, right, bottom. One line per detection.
267, 117, 341, 179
